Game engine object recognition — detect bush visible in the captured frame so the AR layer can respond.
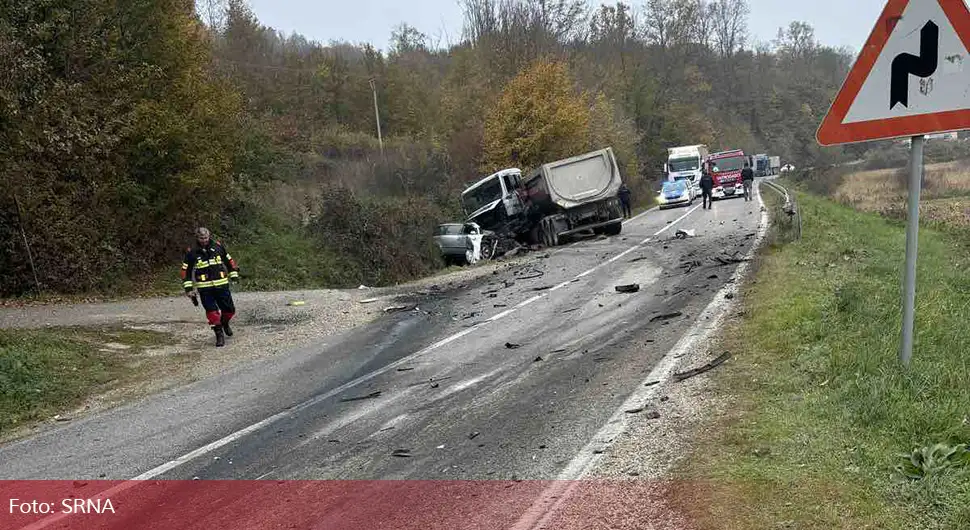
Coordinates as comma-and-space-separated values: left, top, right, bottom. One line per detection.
311, 187, 449, 286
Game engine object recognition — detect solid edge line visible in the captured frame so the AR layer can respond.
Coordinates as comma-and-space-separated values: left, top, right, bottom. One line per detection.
509, 185, 770, 530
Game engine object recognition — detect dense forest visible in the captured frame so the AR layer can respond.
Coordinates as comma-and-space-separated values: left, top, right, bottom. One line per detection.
1, 0, 860, 296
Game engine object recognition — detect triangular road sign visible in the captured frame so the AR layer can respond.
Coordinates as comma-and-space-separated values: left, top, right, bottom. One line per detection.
817, 0, 970, 145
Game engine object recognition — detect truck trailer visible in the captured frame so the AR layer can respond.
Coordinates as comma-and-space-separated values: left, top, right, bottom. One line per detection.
460, 147, 625, 249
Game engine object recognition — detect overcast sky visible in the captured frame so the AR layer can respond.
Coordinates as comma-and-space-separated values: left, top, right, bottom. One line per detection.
245, 0, 887, 53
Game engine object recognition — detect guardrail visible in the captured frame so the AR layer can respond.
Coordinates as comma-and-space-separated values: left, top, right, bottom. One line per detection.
761, 178, 802, 240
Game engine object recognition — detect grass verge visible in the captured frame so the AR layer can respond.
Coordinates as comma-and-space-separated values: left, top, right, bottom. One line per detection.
0, 327, 175, 435
673, 185, 970, 529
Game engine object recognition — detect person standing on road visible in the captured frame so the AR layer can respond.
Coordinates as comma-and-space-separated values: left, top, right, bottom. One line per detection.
618, 183, 632, 219
741, 162, 755, 202
699, 166, 714, 210
181, 227, 241, 347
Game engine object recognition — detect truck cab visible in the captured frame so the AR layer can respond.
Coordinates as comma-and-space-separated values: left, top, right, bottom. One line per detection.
705, 149, 746, 200
665, 145, 708, 193
460, 168, 526, 232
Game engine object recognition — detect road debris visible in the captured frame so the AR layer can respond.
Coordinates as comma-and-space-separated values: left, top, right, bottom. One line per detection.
340, 391, 382, 402
397, 367, 415, 372
725, 293, 735, 300
562, 307, 580, 314
714, 255, 750, 266
533, 356, 543, 362
644, 381, 660, 387
679, 260, 703, 273
625, 406, 646, 414
287, 301, 306, 307
469, 432, 481, 440
673, 352, 732, 382
615, 284, 640, 293
391, 449, 412, 458
645, 410, 661, 419
650, 312, 683, 323
532, 285, 554, 291
551, 348, 566, 353
506, 342, 521, 349
675, 229, 696, 239
383, 305, 414, 313
518, 272, 545, 280
360, 298, 379, 304
629, 256, 649, 263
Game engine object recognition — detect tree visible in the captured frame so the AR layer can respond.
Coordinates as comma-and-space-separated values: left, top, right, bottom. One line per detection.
710, 0, 749, 58
482, 60, 590, 171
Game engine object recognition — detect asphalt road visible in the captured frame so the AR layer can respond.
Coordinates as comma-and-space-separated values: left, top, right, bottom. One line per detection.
0, 186, 765, 529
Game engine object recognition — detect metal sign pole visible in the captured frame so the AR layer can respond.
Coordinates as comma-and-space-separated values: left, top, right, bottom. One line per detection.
900, 134, 924, 367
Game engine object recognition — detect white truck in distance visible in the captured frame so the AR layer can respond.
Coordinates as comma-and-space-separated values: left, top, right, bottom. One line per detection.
665, 144, 708, 199
666, 145, 708, 183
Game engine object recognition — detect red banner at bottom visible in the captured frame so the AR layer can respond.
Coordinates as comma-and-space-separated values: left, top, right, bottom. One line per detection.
0, 480, 696, 530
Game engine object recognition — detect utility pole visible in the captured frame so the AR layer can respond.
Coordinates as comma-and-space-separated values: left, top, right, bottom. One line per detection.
369, 78, 385, 162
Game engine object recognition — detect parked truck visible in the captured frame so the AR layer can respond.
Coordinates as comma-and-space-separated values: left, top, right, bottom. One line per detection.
665, 144, 709, 185
705, 149, 747, 199
769, 156, 781, 175
753, 154, 770, 177
459, 147, 625, 251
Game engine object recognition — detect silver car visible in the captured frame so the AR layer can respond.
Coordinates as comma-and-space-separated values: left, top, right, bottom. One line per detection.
434, 223, 495, 265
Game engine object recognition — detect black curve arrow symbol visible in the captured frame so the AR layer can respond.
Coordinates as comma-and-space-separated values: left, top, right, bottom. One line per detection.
890, 20, 939, 109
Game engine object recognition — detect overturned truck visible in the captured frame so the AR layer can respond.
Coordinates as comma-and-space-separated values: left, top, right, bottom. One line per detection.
460, 148, 625, 256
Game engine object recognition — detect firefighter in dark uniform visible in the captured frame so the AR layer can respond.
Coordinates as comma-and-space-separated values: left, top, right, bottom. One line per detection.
181, 227, 240, 347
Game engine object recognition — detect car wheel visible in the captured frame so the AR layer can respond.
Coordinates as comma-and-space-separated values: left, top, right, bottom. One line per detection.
480, 236, 496, 260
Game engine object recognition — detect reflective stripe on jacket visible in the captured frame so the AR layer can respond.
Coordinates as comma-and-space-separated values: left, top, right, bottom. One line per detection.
180, 240, 239, 292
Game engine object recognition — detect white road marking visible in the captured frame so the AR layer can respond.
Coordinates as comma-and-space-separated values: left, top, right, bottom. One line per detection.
18, 202, 704, 530
510, 185, 770, 530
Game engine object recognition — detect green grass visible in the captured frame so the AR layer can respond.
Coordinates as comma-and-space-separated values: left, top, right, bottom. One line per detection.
228, 215, 359, 292
0, 327, 173, 434
677, 187, 970, 529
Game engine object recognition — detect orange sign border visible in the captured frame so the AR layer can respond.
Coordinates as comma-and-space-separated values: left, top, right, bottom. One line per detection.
817, 0, 970, 146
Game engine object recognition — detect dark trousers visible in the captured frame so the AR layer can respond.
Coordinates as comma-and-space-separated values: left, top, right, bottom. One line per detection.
621, 200, 632, 218
200, 288, 236, 326
702, 189, 713, 209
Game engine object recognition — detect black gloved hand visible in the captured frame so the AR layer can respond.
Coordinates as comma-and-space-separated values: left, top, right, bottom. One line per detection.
190, 294, 199, 307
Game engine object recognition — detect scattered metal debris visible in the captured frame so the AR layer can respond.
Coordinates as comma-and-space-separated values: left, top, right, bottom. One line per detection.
673, 352, 732, 382
562, 307, 580, 314
383, 305, 414, 313
675, 229, 696, 239
505, 342, 521, 349
650, 312, 683, 323
532, 285, 554, 291
340, 391, 382, 402
397, 367, 415, 372
391, 449, 412, 458
469, 432, 481, 440
615, 284, 640, 293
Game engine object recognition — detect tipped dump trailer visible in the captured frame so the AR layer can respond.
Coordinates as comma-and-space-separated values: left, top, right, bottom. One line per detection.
524, 147, 625, 246
460, 147, 625, 250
